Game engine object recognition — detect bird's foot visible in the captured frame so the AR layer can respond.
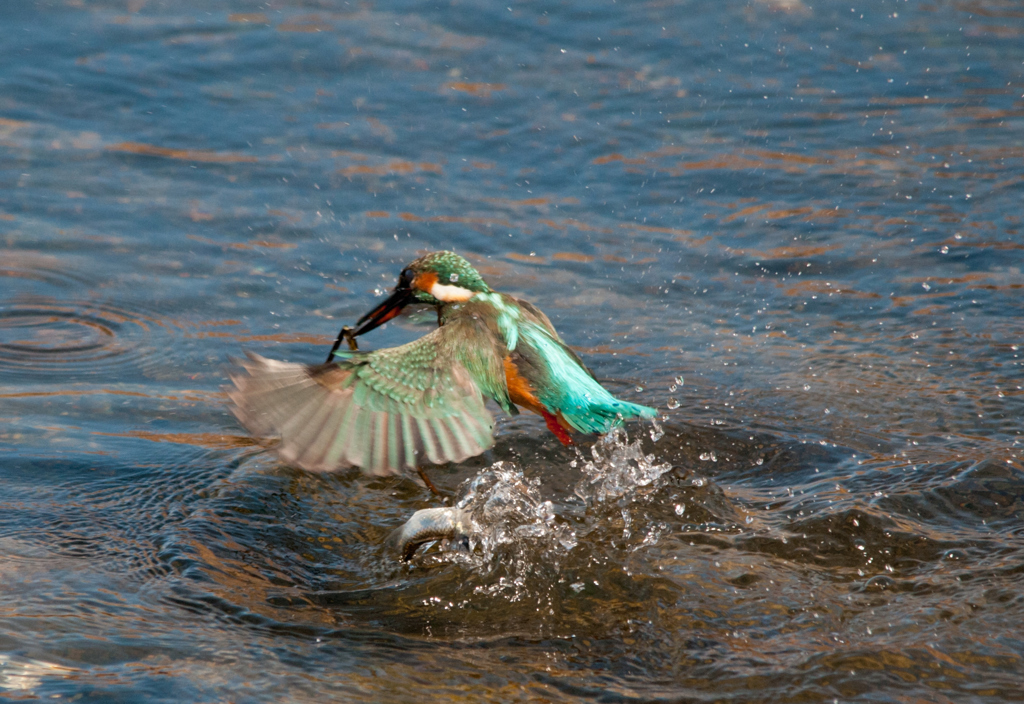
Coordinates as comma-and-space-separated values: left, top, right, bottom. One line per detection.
325, 325, 359, 363
542, 410, 575, 447
416, 466, 444, 499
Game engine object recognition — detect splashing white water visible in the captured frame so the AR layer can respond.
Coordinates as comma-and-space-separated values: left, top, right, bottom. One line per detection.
400, 430, 675, 600
456, 462, 577, 558
648, 416, 665, 442
575, 427, 674, 504
401, 462, 575, 601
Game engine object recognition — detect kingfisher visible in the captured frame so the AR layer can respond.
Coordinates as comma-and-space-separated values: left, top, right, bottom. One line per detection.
228, 251, 656, 488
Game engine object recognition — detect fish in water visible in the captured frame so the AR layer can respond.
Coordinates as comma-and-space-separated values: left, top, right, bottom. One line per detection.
228, 251, 656, 484
387, 507, 476, 562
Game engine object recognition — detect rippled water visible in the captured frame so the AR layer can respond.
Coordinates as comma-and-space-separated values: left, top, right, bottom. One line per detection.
2, 0, 1023, 700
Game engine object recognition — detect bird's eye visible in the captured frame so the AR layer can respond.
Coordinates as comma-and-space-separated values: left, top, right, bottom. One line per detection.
400, 268, 414, 284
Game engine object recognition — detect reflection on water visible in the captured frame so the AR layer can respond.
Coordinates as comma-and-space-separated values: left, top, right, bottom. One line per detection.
2, 0, 1024, 701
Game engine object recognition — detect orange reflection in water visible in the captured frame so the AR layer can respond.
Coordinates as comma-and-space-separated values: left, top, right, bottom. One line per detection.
186, 235, 296, 251
392, 212, 511, 228
106, 142, 258, 164
227, 13, 268, 23
779, 280, 882, 299
187, 331, 329, 345
277, 21, 330, 33
571, 344, 648, 356
338, 161, 442, 177
506, 252, 545, 264
92, 431, 257, 450
0, 388, 216, 403
444, 82, 506, 96
551, 252, 594, 263
619, 223, 696, 240
729, 243, 844, 260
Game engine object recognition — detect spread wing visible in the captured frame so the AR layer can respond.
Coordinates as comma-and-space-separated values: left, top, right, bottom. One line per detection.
228, 321, 503, 477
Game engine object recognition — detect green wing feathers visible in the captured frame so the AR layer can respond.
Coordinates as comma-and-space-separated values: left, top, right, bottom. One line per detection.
228, 292, 657, 475
228, 325, 497, 476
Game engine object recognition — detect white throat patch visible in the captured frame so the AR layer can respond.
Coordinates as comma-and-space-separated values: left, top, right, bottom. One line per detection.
429, 282, 476, 302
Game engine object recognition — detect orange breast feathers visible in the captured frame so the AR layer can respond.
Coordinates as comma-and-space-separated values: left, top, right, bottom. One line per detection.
503, 356, 544, 415
503, 356, 574, 446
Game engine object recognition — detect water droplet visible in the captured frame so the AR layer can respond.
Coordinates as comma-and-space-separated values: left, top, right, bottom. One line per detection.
921, 282, 931, 291
674, 504, 686, 516
910, 332, 919, 340
745, 515, 754, 524
570, 581, 585, 593
674, 375, 684, 386
635, 385, 643, 393
803, 384, 811, 391
666, 398, 680, 410
699, 451, 717, 462
939, 245, 949, 254
755, 457, 764, 466
572, 427, 673, 504
449, 272, 459, 282
669, 384, 677, 392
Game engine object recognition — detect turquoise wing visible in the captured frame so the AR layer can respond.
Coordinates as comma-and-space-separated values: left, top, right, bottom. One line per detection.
516, 322, 657, 434
228, 322, 501, 476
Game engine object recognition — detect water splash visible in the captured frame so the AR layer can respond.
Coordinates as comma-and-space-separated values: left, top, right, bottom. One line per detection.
398, 462, 578, 572
648, 415, 665, 442
574, 427, 674, 504
396, 431, 681, 604
456, 462, 578, 557
393, 462, 576, 602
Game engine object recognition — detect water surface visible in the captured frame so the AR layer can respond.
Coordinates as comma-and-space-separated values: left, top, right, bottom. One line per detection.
2, 0, 1024, 701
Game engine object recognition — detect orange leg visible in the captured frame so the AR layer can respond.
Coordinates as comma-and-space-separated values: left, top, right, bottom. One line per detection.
542, 410, 574, 447
417, 466, 442, 497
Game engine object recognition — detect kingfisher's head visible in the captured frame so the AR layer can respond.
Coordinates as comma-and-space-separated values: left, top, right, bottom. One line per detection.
349, 251, 491, 338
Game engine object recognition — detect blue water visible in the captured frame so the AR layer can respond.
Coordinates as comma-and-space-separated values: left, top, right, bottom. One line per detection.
2, 0, 1024, 700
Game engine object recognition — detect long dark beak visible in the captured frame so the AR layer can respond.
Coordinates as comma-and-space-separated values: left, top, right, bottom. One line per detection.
349, 284, 414, 338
